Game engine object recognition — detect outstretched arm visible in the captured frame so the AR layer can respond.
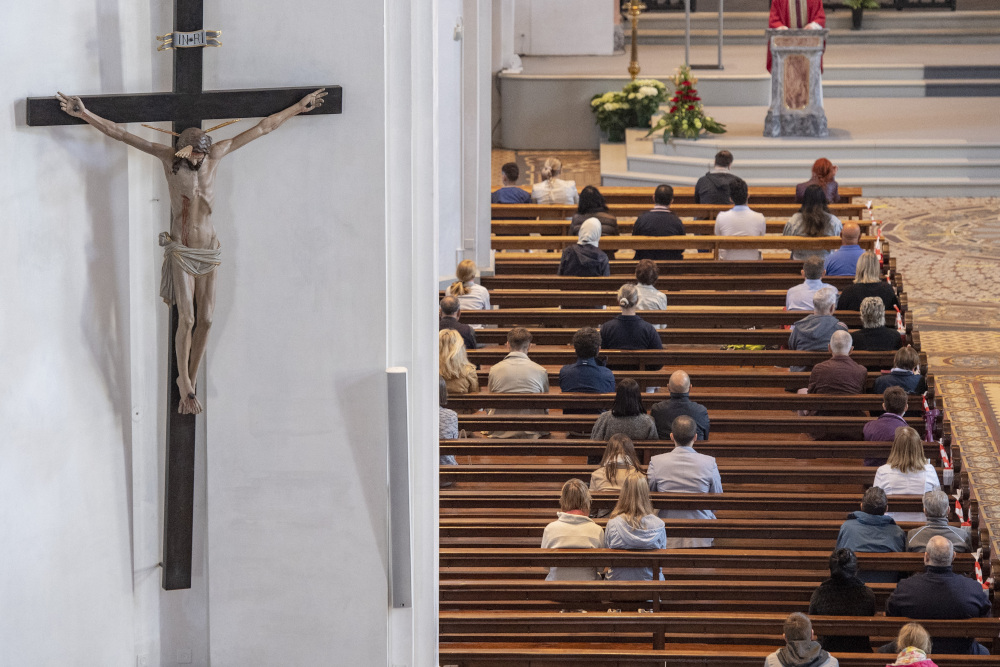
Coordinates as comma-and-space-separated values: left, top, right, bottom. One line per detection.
56, 93, 173, 160
211, 88, 327, 159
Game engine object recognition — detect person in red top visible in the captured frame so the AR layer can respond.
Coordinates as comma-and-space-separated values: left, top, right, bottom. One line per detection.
767, 0, 826, 72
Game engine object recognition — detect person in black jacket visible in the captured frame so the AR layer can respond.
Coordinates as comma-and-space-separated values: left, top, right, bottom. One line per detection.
633, 184, 686, 261
694, 150, 741, 205
884, 536, 992, 655
558, 218, 610, 277
809, 548, 877, 653
851, 296, 903, 356
838, 251, 900, 312
599, 284, 663, 370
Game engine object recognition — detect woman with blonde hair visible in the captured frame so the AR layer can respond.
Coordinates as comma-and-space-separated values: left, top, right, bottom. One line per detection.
838, 251, 900, 311
590, 434, 646, 493
887, 623, 936, 667
531, 157, 578, 205
604, 473, 666, 580
599, 284, 663, 370
446, 259, 491, 311
874, 426, 940, 521
439, 329, 479, 396
796, 157, 840, 204
541, 478, 606, 580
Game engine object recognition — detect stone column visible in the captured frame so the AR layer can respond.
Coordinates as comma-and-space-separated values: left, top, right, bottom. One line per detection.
764, 28, 829, 137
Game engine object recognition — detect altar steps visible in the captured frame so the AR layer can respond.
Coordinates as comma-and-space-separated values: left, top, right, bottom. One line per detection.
599, 130, 1000, 197
629, 10, 1000, 45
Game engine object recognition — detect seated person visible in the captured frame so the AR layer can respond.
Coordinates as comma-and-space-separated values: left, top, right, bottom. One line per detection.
694, 150, 740, 205
863, 386, 909, 466
557, 218, 610, 277
796, 158, 840, 204
446, 259, 490, 311
838, 251, 900, 311
599, 284, 663, 370
885, 624, 936, 667
786, 256, 837, 312
604, 472, 666, 581
783, 185, 843, 261
559, 327, 615, 395
886, 536, 991, 655
647, 416, 722, 548
590, 379, 658, 443
634, 260, 668, 330
439, 295, 477, 351
438, 378, 458, 488
439, 329, 479, 396
907, 490, 972, 554
806, 330, 868, 397
713, 177, 766, 261
531, 157, 578, 204
486, 327, 549, 439
788, 288, 847, 372
633, 184, 685, 261
590, 434, 646, 494
874, 426, 941, 523
823, 223, 864, 277
873, 346, 927, 395
541, 478, 606, 580
835, 486, 905, 583
851, 296, 903, 354
569, 185, 619, 239
491, 161, 531, 204
650, 370, 710, 441
764, 613, 839, 667
808, 548, 876, 654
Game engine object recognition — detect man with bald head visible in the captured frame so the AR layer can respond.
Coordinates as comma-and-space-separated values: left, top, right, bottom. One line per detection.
647, 415, 722, 548
650, 370, 710, 441
886, 535, 991, 654
823, 222, 864, 277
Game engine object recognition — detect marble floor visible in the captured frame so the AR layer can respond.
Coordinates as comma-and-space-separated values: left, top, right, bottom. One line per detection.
491, 149, 1000, 552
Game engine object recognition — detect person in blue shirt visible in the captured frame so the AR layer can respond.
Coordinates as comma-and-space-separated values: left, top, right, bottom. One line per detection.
490, 162, 531, 204
559, 327, 616, 395
823, 222, 865, 276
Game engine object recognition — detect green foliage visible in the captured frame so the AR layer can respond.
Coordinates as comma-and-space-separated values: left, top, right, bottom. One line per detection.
590, 79, 669, 141
844, 0, 879, 9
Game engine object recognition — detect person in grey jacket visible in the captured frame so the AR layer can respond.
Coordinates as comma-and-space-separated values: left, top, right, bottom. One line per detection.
604, 473, 666, 581
764, 613, 839, 667
788, 287, 847, 372
590, 379, 658, 442
647, 415, 722, 548
835, 486, 905, 583
907, 490, 972, 553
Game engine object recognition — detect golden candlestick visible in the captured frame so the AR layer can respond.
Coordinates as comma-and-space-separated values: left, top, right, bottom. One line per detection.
627, 0, 646, 80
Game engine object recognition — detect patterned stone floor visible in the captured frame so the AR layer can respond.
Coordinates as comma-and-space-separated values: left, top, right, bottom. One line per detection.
878, 198, 1000, 556
490, 155, 1000, 552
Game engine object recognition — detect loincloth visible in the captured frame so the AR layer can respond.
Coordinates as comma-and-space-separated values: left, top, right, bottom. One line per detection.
158, 232, 222, 305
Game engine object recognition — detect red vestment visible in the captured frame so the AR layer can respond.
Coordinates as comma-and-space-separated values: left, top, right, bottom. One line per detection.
767, 0, 826, 72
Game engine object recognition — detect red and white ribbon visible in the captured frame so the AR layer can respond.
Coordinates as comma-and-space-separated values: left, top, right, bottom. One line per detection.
973, 549, 988, 590
954, 490, 972, 527
894, 306, 906, 340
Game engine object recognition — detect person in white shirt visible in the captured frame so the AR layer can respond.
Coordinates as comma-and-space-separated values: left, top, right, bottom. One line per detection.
446, 259, 491, 311
530, 157, 578, 205
786, 255, 838, 311
634, 260, 668, 330
874, 426, 940, 522
713, 177, 766, 261
541, 478, 606, 580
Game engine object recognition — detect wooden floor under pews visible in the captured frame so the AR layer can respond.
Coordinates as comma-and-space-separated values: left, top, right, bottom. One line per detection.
438, 185, 996, 667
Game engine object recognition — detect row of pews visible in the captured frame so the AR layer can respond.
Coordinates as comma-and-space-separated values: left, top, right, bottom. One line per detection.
438, 186, 996, 667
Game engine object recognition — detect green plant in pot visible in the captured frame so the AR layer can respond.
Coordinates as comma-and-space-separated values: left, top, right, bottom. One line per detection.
590, 91, 631, 142
845, 0, 879, 30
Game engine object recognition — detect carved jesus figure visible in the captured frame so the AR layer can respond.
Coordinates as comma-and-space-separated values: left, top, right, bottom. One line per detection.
57, 88, 327, 414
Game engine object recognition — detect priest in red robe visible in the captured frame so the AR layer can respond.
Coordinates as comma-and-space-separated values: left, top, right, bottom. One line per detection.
767, 0, 826, 72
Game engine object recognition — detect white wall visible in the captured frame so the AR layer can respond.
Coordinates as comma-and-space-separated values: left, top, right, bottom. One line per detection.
3, 0, 458, 665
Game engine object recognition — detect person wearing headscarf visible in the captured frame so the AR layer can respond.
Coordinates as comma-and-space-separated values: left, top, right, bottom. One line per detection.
557, 218, 611, 277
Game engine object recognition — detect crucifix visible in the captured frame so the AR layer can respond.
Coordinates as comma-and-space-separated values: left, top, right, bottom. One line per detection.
27, 0, 342, 590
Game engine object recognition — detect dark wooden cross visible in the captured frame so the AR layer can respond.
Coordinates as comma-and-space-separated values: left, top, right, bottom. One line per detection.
27, 0, 341, 591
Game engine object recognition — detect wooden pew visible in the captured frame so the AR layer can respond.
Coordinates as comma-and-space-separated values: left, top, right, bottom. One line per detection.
480, 273, 898, 292
491, 203, 867, 219
492, 257, 898, 276
469, 326, 917, 349
491, 185, 864, 205
458, 308, 906, 329
492, 219, 873, 236
489, 235, 879, 257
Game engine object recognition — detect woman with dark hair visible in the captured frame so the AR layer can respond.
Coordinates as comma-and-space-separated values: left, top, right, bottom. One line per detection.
796, 158, 840, 204
569, 185, 619, 238
590, 379, 658, 442
558, 218, 611, 277
783, 184, 843, 260
808, 548, 876, 653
